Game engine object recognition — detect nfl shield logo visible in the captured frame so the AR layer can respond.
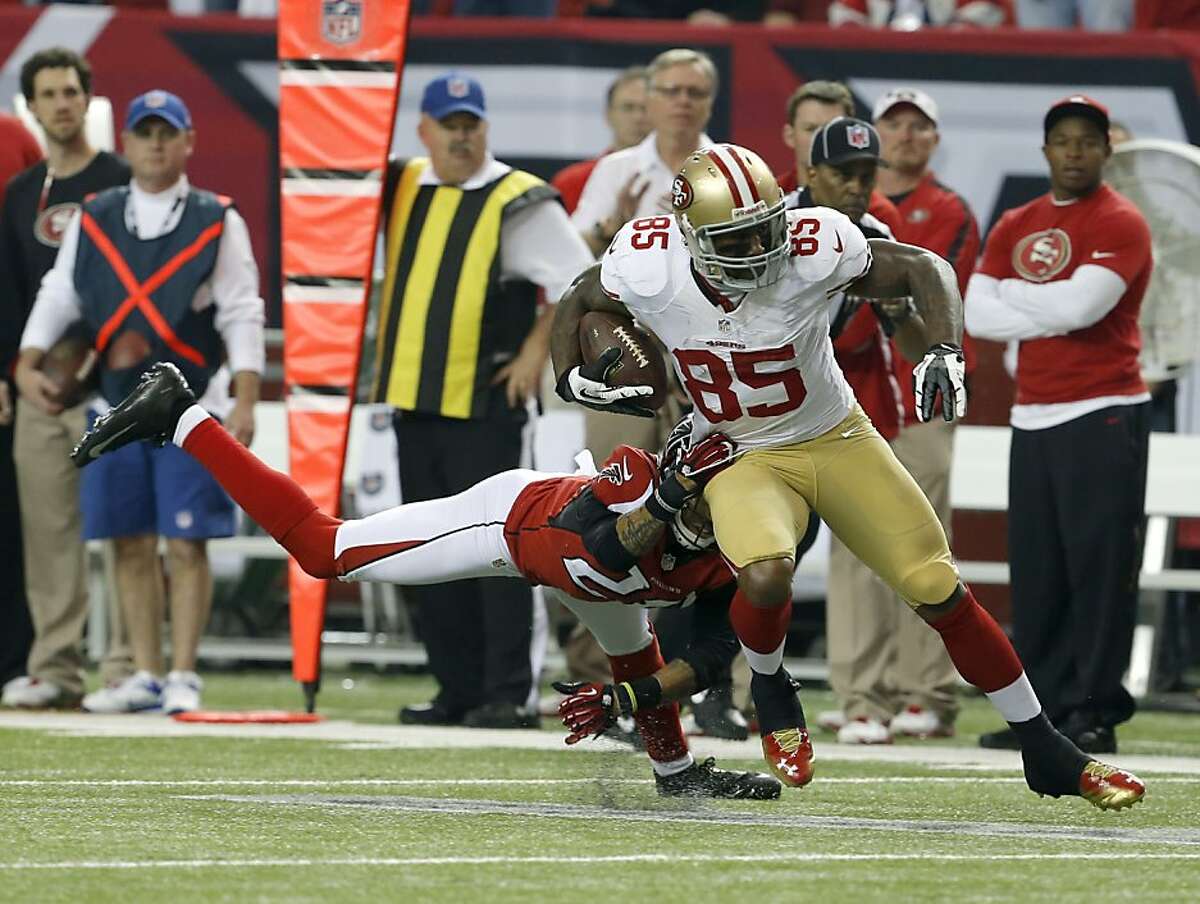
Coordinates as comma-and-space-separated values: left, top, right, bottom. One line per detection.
321, 0, 362, 45
846, 123, 871, 149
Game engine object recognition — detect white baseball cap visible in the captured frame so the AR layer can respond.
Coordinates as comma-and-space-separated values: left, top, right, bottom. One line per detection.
872, 87, 939, 126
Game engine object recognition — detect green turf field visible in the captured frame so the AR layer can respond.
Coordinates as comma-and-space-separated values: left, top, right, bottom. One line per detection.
2, 669, 1198, 903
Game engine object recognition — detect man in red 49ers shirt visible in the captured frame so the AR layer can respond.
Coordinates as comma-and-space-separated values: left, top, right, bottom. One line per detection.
966, 95, 1153, 755
71, 363, 785, 800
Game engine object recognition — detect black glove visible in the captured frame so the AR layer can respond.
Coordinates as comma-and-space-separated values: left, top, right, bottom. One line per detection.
555, 346, 655, 418
913, 342, 966, 423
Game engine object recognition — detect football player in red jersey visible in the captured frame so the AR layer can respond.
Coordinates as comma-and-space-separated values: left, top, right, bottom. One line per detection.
966, 96, 1153, 755
551, 141, 1145, 810
71, 362, 783, 800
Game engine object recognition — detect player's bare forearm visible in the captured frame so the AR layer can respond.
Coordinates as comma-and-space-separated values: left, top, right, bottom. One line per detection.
550, 263, 630, 382
854, 240, 962, 348
615, 507, 668, 557
653, 659, 699, 704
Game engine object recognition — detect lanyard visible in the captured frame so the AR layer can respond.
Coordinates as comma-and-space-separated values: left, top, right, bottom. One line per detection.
126, 190, 186, 239
36, 167, 54, 214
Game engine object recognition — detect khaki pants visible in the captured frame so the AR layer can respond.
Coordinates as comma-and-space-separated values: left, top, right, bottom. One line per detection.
14, 400, 132, 694
826, 419, 959, 724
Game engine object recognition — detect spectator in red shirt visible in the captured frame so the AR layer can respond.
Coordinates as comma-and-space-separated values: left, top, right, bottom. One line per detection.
966, 95, 1153, 755
551, 66, 650, 215
778, 80, 903, 236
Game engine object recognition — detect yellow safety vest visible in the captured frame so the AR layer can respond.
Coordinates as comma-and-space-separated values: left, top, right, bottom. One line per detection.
373, 158, 552, 418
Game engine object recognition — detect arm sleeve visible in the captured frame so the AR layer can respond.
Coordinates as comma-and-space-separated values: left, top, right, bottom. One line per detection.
581, 515, 638, 573
992, 264, 1129, 333
499, 198, 595, 303
210, 208, 265, 374
964, 273, 1057, 341
20, 209, 83, 351
588, 445, 657, 513
825, 217, 873, 295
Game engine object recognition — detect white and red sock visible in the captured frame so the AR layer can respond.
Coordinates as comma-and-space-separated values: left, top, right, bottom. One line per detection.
928, 587, 1041, 723
730, 590, 791, 675
175, 405, 342, 578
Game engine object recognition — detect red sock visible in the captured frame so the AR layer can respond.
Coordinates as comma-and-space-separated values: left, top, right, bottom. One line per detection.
608, 637, 688, 765
182, 418, 341, 579
928, 588, 1023, 693
729, 590, 791, 654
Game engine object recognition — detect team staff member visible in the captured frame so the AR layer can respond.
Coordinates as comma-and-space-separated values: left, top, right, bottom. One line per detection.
376, 72, 592, 729
0, 48, 133, 710
17, 89, 264, 715
778, 80, 902, 236
966, 95, 1152, 754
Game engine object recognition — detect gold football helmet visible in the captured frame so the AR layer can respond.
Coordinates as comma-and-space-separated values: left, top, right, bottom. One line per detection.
672, 143, 789, 292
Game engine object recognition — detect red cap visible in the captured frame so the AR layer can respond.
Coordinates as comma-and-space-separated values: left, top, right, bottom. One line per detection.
1044, 94, 1110, 139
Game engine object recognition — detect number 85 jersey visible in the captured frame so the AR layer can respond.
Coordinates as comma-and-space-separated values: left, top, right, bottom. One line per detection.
601, 207, 873, 449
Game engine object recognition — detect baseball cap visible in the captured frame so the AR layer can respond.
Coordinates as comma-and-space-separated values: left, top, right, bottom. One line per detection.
809, 117, 885, 168
125, 90, 192, 131
1044, 94, 1110, 140
872, 87, 939, 126
420, 72, 487, 121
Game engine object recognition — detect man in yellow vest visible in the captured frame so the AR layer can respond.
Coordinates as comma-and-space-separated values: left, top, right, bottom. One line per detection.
375, 72, 593, 729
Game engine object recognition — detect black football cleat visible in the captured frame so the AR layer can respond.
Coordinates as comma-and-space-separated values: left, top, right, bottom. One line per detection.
655, 756, 781, 800
71, 362, 195, 468
1021, 729, 1145, 811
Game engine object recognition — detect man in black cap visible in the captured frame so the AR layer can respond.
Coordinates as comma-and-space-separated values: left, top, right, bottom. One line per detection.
966, 95, 1153, 753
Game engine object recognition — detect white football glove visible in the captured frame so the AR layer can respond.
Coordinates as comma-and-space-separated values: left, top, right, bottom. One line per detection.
913, 342, 967, 423
555, 347, 655, 418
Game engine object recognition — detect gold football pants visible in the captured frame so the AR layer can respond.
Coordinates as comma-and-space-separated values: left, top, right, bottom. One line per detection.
703, 405, 958, 608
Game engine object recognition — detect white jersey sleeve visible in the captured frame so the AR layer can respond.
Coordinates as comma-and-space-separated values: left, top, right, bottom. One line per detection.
785, 206, 873, 296
598, 216, 679, 316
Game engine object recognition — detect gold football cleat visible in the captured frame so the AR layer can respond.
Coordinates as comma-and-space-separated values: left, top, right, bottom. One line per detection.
1078, 760, 1146, 810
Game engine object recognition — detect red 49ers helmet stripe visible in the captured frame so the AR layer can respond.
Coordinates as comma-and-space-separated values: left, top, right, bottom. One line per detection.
704, 144, 760, 208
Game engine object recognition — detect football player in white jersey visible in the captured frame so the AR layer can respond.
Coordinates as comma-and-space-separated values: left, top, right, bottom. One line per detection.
550, 142, 1145, 810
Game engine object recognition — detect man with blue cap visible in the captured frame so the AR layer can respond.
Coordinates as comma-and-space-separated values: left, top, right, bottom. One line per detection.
375, 72, 591, 730
15, 88, 265, 716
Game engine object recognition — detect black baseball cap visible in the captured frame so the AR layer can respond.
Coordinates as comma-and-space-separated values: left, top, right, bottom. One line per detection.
809, 117, 885, 168
1044, 94, 1110, 141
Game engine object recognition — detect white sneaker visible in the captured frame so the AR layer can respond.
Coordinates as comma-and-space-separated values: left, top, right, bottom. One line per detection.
816, 709, 847, 733
162, 670, 203, 714
836, 716, 893, 745
2, 676, 79, 709
890, 704, 954, 738
82, 670, 163, 713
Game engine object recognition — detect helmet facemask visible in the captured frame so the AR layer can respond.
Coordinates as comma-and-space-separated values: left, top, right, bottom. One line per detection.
672, 495, 716, 552
680, 196, 790, 292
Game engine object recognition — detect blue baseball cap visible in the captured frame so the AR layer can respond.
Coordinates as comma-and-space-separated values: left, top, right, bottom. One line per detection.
125, 90, 192, 131
420, 72, 486, 121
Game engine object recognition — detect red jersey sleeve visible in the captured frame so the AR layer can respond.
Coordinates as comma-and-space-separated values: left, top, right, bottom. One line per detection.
589, 445, 658, 511
976, 209, 1018, 279
1080, 201, 1151, 286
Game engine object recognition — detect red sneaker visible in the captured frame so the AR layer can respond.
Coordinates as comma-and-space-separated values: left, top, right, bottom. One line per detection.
761, 727, 814, 788
1079, 760, 1146, 811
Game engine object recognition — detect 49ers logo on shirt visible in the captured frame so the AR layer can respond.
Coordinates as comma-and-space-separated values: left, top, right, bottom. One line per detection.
34, 202, 80, 248
1013, 228, 1072, 282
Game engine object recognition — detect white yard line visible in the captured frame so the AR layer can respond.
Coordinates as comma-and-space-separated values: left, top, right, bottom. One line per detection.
3, 710, 1199, 775
1, 776, 1198, 787
4, 852, 1200, 871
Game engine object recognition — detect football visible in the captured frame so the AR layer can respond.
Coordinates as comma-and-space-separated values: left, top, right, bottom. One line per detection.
578, 311, 670, 411
38, 323, 99, 408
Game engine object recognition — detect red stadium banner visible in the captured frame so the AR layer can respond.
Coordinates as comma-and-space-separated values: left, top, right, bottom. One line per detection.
277, 0, 411, 709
